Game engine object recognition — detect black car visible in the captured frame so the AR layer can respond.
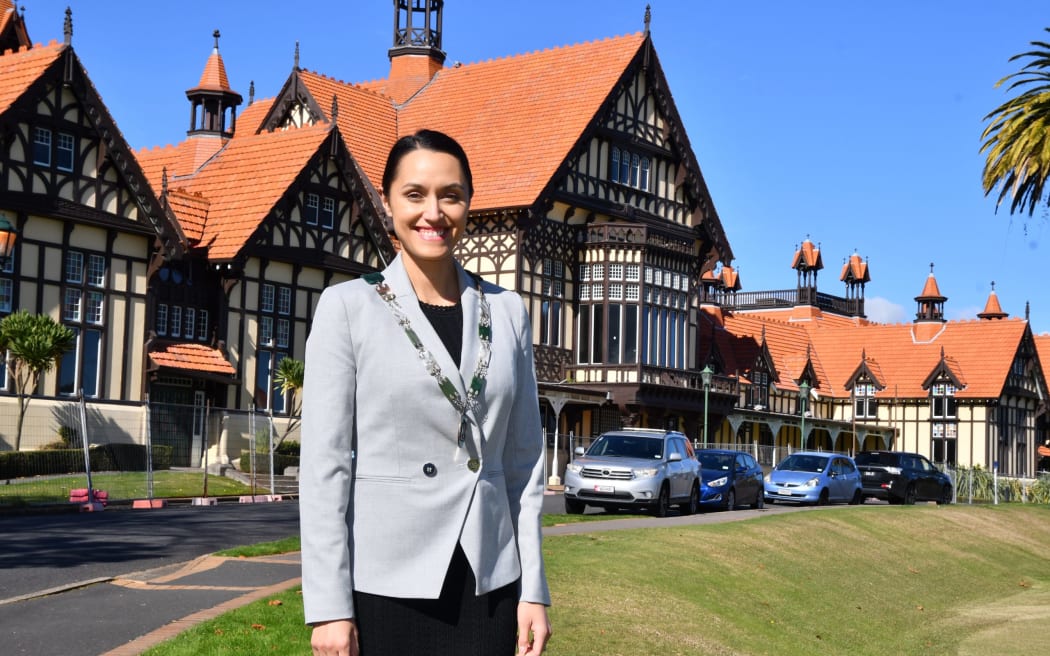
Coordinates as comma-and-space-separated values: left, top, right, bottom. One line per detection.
854, 451, 953, 505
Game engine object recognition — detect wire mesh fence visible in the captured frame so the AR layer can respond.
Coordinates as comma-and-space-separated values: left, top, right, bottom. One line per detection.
0, 396, 301, 510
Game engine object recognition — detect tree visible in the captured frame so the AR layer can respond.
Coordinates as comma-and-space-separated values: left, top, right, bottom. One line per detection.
0, 310, 76, 451
981, 28, 1050, 221
272, 356, 304, 448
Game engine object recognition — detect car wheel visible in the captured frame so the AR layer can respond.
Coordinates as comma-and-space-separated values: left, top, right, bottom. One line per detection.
937, 485, 953, 505
654, 484, 671, 518
724, 488, 736, 511
903, 484, 917, 505
565, 497, 585, 514
849, 489, 863, 505
765, 496, 775, 505
817, 489, 830, 506
683, 482, 699, 515
752, 490, 764, 510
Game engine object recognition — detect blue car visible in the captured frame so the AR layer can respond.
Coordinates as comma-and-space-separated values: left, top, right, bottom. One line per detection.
764, 451, 864, 505
696, 449, 764, 511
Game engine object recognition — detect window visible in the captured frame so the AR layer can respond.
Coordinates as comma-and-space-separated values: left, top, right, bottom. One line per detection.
259, 316, 274, 347
538, 259, 564, 347
85, 292, 104, 325
261, 284, 275, 313
56, 133, 75, 172
170, 306, 183, 337
0, 278, 11, 313
197, 309, 209, 340
276, 319, 290, 348
277, 287, 292, 315
156, 304, 168, 336
608, 145, 651, 191
931, 382, 956, 418
65, 251, 84, 284
33, 127, 51, 166
87, 254, 105, 286
854, 382, 878, 419
321, 197, 336, 229
304, 193, 319, 225
63, 289, 82, 322
750, 371, 770, 408
184, 308, 196, 338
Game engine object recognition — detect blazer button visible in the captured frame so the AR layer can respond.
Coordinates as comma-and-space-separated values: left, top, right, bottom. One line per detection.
423, 463, 437, 477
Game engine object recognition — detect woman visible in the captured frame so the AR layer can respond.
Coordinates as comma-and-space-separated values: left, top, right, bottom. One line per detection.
300, 129, 551, 656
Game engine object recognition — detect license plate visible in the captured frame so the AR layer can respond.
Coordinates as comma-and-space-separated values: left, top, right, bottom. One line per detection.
593, 485, 614, 493
863, 471, 875, 477
778, 488, 792, 496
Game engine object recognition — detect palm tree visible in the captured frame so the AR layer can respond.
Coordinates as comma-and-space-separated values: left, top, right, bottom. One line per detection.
981, 28, 1050, 221
272, 356, 304, 448
0, 310, 76, 450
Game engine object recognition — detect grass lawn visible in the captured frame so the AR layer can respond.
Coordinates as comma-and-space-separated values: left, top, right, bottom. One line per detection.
0, 470, 256, 505
144, 504, 1050, 655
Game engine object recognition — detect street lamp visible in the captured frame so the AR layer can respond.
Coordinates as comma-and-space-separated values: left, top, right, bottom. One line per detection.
799, 381, 810, 449
701, 365, 713, 449
0, 211, 17, 270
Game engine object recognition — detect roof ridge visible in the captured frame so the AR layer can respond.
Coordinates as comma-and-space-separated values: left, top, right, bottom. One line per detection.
450, 31, 643, 71
301, 69, 394, 102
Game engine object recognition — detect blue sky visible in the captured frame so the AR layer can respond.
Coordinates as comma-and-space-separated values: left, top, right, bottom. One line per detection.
21, 1, 1050, 333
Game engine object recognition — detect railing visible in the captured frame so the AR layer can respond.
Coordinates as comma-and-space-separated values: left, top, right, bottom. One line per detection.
708, 288, 864, 316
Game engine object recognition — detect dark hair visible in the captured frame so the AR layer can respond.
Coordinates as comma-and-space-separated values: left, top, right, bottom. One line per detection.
381, 129, 473, 199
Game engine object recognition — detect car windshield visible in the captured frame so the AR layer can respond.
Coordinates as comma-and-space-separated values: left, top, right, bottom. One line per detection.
854, 453, 899, 467
776, 454, 828, 473
698, 453, 734, 470
587, 435, 663, 459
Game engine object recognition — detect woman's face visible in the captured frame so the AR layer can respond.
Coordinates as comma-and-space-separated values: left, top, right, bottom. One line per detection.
382, 148, 470, 267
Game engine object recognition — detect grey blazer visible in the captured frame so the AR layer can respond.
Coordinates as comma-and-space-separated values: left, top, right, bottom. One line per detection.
299, 254, 551, 624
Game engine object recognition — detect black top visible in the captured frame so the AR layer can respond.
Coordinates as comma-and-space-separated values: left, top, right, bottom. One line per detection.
419, 301, 463, 368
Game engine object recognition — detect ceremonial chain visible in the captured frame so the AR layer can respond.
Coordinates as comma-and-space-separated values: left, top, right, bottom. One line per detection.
363, 272, 491, 447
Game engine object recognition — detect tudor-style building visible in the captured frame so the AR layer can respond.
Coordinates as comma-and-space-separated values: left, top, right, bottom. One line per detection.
699, 244, 1047, 477
1, 6, 186, 448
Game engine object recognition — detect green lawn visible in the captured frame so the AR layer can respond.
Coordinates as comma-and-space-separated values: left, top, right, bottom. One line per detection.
145, 504, 1050, 655
0, 470, 256, 505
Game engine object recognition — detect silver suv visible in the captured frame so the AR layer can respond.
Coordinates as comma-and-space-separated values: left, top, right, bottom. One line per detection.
563, 428, 700, 517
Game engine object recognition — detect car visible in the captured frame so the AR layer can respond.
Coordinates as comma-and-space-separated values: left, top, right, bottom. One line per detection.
764, 451, 863, 505
854, 451, 953, 504
563, 428, 700, 517
696, 448, 764, 511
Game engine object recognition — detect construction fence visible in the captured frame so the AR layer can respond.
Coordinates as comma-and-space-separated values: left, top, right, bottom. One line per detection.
0, 396, 301, 510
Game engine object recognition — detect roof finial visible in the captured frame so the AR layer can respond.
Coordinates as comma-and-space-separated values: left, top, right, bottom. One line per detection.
161, 167, 168, 196
929, 262, 935, 274
331, 94, 339, 119
249, 80, 255, 105
294, 40, 300, 70
63, 6, 72, 45
644, 5, 651, 35
212, 29, 221, 51
1026, 301, 1031, 320
990, 280, 996, 292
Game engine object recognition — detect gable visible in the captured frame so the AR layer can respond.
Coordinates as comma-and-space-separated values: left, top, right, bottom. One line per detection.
1, 42, 184, 254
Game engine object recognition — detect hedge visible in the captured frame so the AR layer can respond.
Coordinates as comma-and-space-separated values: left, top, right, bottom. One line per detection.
0, 444, 172, 479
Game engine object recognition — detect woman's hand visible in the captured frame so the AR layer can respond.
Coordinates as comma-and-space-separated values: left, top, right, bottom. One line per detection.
516, 601, 551, 655
311, 619, 358, 656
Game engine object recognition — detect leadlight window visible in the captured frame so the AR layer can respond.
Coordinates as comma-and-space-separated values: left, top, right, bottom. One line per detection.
277, 287, 292, 315
257, 282, 293, 412
854, 382, 878, 419
750, 371, 770, 408
33, 127, 51, 166
276, 318, 291, 348
626, 264, 640, 281
931, 382, 957, 418
59, 249, 107, 397
156, 304, 168, 336
56, 133, 75, 172
261, 284, 275, 313
170, 306, 183, 338
184, 308, 196, 338
539, 258, 564, 347
321, 197, 336, 229
610, 146, 651, 192
260, 316, 274, 347
197, 310, 209, 340
304, 193, 319, 225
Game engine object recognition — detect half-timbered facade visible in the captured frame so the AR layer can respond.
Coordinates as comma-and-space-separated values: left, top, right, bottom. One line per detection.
0, 8, 185, 448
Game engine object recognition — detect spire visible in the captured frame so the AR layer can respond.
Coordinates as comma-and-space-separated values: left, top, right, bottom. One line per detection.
644, 4, 651, 36
63, 6, 72, 45
185, 29, 243, 139
792, 237, 822, 304
294, 40, 300, 70
386, 0, 446, 104
914, 263, 946, 323
977, 281, 1008, 320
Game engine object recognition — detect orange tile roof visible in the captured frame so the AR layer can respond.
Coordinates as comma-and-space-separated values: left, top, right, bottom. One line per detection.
918, 271, 944, 299
720, 313, 823, 391
0, 40, 62, 114
802, 318, 1027, 399
978, 289, 1008, 319
165, 188, 210, 242
839, 252, 869, 283
148, 342, 235, 376
791, 239, 822, 270
191, 47, 235, 94
298, 71, 397, 191
234, 96, 274, 136
176, 122, 333, 259
397, 34, 646, 210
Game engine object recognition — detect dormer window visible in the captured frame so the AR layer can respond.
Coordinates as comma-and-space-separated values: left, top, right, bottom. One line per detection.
750, 371, 770, 409
931, 382, 956, 418
854, 382, 878, 419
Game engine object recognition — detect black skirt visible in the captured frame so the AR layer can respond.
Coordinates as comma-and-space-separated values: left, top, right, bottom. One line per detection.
353, 544, 519, 655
